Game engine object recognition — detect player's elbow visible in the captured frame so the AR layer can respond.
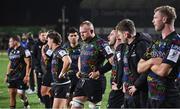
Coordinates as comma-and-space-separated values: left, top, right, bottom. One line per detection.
156, 69, 169, 77
67, 57, 72, 68
137, 64, 145, 74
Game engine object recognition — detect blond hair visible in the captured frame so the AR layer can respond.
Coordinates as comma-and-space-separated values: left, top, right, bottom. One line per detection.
154, 5, 177, 24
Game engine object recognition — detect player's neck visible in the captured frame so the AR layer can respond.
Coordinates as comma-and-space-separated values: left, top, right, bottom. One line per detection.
127, 36, 135, 45
52, 44, 60, 50
70, 42, 78, 48
161, 24, 175, 39
14, 43, 20, 49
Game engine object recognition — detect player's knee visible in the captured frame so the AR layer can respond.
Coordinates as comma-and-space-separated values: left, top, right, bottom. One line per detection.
89, 101, 101, 109
70, 99, 84, 108
41, 87, 47, 95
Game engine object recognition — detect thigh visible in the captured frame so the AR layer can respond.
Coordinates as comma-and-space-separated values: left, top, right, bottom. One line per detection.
84, 79, 103, 103
108, 90, 124, 108
8, 88, 17, 97
7, 80, 18, 89
69, 76, 79, 94
74, 79, 86, 97
42, 73, 53, 87
53, 98, 60, 108
17, 79, 28, 90
54, 84, 70, 99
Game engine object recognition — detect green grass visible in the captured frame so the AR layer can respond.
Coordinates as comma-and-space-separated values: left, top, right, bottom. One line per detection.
0, 52, 111, 108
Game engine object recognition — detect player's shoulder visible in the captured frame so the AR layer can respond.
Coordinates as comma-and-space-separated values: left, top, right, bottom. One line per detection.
95, 35, 108, 46
172, 33, 180, 45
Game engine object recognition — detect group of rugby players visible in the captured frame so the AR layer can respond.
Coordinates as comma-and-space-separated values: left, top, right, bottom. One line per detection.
5, 5, 180, 109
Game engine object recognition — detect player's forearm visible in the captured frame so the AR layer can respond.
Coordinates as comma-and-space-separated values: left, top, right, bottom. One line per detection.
78, 57, 81, 72
61, 57, 71, 74
151, 64, 172, 77
137, 59, 152, 73
7, 62, 11, 74
26, 62, 31, 77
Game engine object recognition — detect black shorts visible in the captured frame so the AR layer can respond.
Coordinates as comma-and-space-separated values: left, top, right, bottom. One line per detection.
147, 94, 180, 108
69, 75, 79, 95
124, 92, 141, 108
7, 79, 28, 90
108, 90, 124, 108
42, 72, 53, 87
146, 98, 164, 108
74, 78, 103, 103
53, 83, 70, 99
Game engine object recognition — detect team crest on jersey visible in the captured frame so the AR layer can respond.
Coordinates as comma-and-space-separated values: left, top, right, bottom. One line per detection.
105, 46, 113, 55
17, 51, 20, 54
131, 51, 136, 57
117, 52, 121, 61
59, 50, 67, 57
167, 45, 179, 63
25, 49, 31, 57
46, 49, 53, 56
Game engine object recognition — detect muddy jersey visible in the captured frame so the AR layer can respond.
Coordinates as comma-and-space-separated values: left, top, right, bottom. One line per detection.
51, 46, 69, 83
41, 45, 53, 74
63, 43, 81, 75
7, 46, 31, 80
142, 31, 180, 101
80, 36, 113, 75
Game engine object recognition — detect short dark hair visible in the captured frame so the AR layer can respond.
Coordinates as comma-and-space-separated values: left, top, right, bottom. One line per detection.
116, 19, 136, 35
22, 32, 33, 40
47, 31, 62, 45
67, 27, 78, 36
38, 29, 47, 35
154, 5, 177, 24
10, 35, 21, 42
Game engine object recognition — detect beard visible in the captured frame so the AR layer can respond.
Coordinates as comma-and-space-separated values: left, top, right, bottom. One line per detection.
109, 41, 115, 46
155, 23, 165, 32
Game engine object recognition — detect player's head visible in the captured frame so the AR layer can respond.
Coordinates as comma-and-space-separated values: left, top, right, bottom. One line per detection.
38, 29, 48, 43
47, 31, 62, 48
79, 20, 95, 41
152, 5, 176, 31
9, 35, 21, 48
21, 32, 33, 42
107, 29, 117, 46
116, 19, 136, 43
67, 27, 79, 45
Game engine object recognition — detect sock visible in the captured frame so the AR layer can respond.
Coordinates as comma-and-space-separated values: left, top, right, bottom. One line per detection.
50, 96, 54, 108
10, 105, 16, 109
42, 95, 51, 108
24, 100, 29, 107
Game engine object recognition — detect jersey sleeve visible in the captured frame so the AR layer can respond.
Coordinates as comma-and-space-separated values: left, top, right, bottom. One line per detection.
57, 48, 68, 58
24, 49, 31, 58
45, 49, 53, 57
136, 41, 151, 59
100, 40, 113, 59
141, 45, 153, 61
163, 44, 180, 66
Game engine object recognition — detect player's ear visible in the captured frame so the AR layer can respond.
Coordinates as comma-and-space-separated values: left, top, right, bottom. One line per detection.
90, 30, 93, 34
162, 16, 168, 23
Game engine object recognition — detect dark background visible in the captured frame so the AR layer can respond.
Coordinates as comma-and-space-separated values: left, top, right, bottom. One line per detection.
0, 0, 179, 27
0, 0, 179, 50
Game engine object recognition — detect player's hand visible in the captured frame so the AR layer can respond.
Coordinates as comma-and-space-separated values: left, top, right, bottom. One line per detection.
76, 72, 81, 78
23, 75, 29, 84
89, 71, 100, 80
151, 57, 163, 65
112, 82, 118, 90
58, 72, 65, 78
122, 83, 126, 93
128, 85, 137, 96
4, 74, 8, 83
